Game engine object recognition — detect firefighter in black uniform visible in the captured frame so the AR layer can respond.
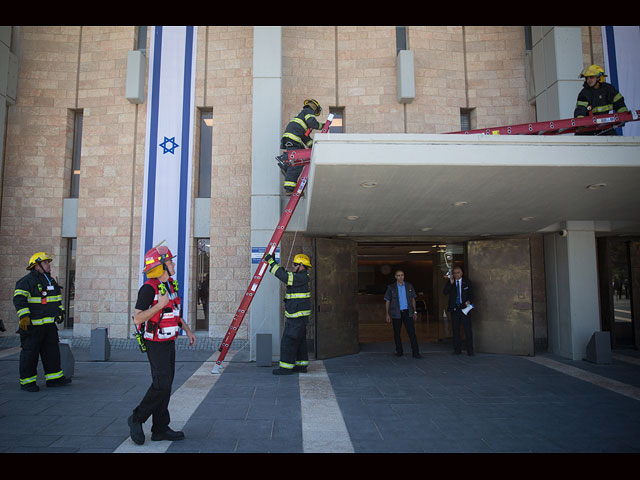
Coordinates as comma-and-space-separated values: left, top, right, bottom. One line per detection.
574, 64, 628, 136
13, 251, 71, 392
263, 252, 312, 375
277, 99, 323, 194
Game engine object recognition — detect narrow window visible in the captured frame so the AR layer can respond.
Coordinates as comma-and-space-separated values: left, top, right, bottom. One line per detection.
198, 110, 213, 198
329, 107, 344, 133
460, 108, 474, 131
70, 110, 82, 198
136, 26, 147, 53
195, 239, 210, 331
396, 26, 408, 54
63, 238, 76, 329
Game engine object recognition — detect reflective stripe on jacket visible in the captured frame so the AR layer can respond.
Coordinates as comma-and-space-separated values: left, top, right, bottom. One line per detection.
268, 263, 311, 318
574, 82, 628, 118
13, 270, 64, 325
281, 106, 321, 149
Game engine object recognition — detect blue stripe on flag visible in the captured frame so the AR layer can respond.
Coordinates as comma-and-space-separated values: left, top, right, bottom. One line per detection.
605, 26, 619, 90
177, 26, 194, 297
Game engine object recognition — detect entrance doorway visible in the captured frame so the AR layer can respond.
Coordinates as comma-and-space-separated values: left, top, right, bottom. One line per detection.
356, 242, 464, 345
598, 238, 638, 349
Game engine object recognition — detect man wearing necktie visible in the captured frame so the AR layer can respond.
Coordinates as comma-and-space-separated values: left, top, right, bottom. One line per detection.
443, 266, 474, 355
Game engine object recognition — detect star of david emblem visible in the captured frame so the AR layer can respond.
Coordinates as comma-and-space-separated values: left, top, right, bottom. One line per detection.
159, 136, 179, 155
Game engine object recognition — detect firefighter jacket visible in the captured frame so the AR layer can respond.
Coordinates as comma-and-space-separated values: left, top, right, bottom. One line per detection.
574, 81, 628, 118
267, 261, 311, 319
281, 106, 322, 150
143, 278, 182, 342
13, 270, 64, 325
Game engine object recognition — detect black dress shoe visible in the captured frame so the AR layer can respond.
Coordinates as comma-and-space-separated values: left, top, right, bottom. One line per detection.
128, 415, 145, 445
151, 428, 185, 442
395, 352, 403, 357
412, 353, 423, 359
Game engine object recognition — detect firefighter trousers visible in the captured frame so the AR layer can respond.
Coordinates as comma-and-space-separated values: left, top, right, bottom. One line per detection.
279, 316, 309, 370
282, 144, 303, 192
132, 340, 175, 433
18, 322, 64, 386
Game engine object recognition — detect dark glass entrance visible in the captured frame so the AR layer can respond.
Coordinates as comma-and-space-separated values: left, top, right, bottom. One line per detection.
356, 242, 464, 345
598, 238, 638, 349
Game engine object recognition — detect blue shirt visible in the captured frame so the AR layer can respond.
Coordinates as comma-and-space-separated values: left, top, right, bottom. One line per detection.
397, 283, 408, 310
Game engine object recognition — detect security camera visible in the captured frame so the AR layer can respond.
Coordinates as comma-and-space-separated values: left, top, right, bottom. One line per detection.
558, 230, 567, 237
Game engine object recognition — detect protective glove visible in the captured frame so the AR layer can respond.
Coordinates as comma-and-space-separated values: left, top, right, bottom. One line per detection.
264, 253, 275, 264
19, 316, 31, 331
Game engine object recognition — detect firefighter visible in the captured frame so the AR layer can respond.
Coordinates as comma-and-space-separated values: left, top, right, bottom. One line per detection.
574, 64, 628, 136
278, 99, 323, 194
13, 251, 71, 392
263, 252, 312, 375
128, 245, 195, 445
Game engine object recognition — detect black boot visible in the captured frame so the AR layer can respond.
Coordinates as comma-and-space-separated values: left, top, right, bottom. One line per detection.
272, 367, 295, 375
21, 383, 39, 392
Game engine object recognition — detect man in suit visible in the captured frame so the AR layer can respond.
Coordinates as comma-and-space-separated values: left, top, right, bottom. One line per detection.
443, 266, 474, 356
384, 270, 421, 358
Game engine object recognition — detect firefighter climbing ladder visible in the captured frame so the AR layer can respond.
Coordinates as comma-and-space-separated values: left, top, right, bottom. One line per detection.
211, 114, 334, 374
446, 110, 639, 136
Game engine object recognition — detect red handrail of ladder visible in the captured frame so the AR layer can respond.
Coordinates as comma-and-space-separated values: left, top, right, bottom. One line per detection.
446, 110, 639, 136
212, 115, 333, 373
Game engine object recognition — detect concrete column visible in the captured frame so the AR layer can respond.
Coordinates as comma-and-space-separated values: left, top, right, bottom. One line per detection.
531, 26, 584, 121
249, 26, 282, 362
544, 221, 601, 360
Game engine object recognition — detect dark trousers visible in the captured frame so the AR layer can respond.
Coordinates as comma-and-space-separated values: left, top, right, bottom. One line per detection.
18, 323, 63, 385
282, 144, 303, 192
452, 308, 473, 353
279, 317, 308, 369
132, 340, 175, 433
392, 310, 419, 355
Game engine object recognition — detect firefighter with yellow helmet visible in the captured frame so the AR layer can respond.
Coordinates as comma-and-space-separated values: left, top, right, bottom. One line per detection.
128, 244, 195, 445
13, 251, 71, 391
263, 252, 312, 375
278, 99, 323, 194
574, 64, 628, 135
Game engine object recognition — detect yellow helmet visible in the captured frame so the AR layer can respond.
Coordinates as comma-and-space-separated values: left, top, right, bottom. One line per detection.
293, 253, 312, 268
303, 99, 322, 116
580, 64, 606, 83
27, 251, 52, 270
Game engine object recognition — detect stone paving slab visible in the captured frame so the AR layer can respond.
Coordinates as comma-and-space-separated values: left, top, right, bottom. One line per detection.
1, 340, 639, 453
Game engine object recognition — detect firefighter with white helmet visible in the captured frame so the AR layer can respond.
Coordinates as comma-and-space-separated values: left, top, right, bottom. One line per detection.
263, 252, 312, 375
278, 99, 324, 194
13, 251, 71, 391
128, 244, 195, 445
574, 64, 628, 135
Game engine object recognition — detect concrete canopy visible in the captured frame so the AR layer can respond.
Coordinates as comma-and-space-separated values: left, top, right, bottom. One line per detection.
301, 133, 640, 238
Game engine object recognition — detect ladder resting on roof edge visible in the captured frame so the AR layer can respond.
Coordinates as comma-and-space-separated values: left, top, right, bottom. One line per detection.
446, 110, 639, 136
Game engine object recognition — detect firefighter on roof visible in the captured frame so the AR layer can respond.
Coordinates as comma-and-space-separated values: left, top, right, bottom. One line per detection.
263, 252, 312, 375
574, 64, 628, 136
13, 251, 71, 392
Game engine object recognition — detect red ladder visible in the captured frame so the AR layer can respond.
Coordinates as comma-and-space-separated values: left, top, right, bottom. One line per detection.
212, 114, 334, 374
446, 110, 639, 136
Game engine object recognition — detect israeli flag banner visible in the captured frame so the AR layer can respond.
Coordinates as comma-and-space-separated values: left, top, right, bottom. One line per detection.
140, 26, 197, 329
